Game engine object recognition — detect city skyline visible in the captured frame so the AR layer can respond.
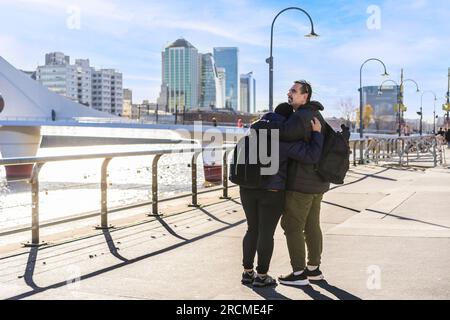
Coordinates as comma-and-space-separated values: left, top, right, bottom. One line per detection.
0, 0, 449, 121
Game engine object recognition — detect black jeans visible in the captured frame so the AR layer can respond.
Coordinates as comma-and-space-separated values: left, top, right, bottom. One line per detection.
240, 187, 284, 274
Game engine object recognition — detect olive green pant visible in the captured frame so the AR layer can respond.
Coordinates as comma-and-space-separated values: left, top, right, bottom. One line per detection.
281, 191, 323, 272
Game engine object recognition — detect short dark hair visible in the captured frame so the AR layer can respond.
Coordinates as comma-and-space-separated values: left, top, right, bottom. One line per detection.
294, 80, 312, 102
274, 103, 293, 118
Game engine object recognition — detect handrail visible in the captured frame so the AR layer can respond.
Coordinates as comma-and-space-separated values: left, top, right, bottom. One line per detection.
0, 145, 233, 166
0, 145, 235, 247
0, 135, 439, 247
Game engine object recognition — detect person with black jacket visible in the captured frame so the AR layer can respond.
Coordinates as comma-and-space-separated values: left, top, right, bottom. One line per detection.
240, 103, 324, 287
254, 80, 329, 286
446, 128, 450, 148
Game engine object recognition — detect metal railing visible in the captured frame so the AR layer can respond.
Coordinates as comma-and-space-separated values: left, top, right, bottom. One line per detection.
0, 145, 234, 247
0, 134, 442, 247
352, 135, 442, 167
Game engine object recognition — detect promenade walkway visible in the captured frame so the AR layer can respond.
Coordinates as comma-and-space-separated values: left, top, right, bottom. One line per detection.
1, 149, 449, 300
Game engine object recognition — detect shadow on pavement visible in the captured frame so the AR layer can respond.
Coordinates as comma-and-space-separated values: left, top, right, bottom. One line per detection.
23, 247, 40, 291
330, 168, 392, 191
7, 214, 246, 300
197, 207, 232, 226
311, 280, 361, 300
250, 284, 291, 300
282, 284, 334, 300
102, 229, 129, 262
366, 208, 450, 229
155, 215, 188, 241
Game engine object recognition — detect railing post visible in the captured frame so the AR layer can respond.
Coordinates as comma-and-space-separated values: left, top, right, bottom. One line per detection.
23, 163, 46, 247
399, 139, 404, 166
406, 141, 410, 166
189, 151, 202, 207
373, 140, 376, 163
149, 154, 163, 216
221, 149, 231, 199
417, 140, 420, 159
360, 139, 366, 164
353, 141, 357, 166
433, 138, 438, 167
96, 158, 113, 230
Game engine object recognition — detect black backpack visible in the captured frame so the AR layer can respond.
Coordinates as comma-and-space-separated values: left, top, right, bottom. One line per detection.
315, 123, 350, 184
229, 128, 272, 188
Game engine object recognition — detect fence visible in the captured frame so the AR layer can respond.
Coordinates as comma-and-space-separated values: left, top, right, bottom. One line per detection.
0, 135, 443, 247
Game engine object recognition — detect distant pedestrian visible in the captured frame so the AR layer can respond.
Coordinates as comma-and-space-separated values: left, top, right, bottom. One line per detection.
237, 118, 244, 128
340, 124, 351, 141
445, 129, 450, 148
437, 127, 445, 137
212, 117, 217, 127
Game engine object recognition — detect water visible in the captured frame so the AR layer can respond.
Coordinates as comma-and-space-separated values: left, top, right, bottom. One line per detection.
0, 143, 210, 231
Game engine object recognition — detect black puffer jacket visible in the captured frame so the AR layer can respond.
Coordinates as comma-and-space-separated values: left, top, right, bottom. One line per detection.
255, 101, 330, 194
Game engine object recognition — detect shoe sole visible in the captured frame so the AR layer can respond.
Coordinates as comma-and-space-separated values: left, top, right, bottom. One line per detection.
241, 279, 253, 285
307, 274, 324, 281
279, 279, 310, 286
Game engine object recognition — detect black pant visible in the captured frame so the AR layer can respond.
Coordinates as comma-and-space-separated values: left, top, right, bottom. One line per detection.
240, 187, 284, 274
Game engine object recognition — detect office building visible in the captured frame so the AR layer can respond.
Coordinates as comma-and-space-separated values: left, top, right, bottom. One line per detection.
240, 72, 256, 113
213, 47, 239, 110
199, 53, 219, 108
36, 52, 123, 115
362, 85, 399, 132
162, 38, 200, 112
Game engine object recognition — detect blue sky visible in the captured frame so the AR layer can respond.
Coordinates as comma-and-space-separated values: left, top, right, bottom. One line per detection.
0, 0, 449, 121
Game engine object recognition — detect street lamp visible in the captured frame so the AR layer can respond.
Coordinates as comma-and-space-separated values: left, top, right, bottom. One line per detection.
379, 69, 420, 136
267, 7, 319, 111
359, 58, 389, 163
420, 90, 437, 135
401, 74, 420, 136
444, 67, 450, 127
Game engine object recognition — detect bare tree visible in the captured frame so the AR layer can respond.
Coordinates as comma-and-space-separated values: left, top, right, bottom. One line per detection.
338, 97, 356, 128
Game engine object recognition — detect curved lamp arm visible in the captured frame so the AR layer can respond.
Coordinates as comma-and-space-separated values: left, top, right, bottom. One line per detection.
403, 79, 420, 92
269, 7, 318, 58
420, 90, 437, 108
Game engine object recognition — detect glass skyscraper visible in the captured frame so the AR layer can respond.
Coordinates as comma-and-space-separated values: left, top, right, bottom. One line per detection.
199, 53, 218, 108
163, 38, 199, 112
240, 72, 256, 113
213, 47, 239, 111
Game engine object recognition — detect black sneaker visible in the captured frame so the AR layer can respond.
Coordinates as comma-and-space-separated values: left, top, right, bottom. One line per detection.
241, 271, 255, 284
304, 267, 324, 281
278, 272, 309, 286
252, 274, 277, 287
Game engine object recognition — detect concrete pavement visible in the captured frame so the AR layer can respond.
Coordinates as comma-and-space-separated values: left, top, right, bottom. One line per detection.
1, 149, 449, 300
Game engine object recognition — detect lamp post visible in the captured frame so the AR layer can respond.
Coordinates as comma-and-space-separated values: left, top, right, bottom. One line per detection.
444, 67, 450, 127
400, 70, 420, 136
267, 7, 319, 111
420, 90, 437, 135
359, 58, 389, 163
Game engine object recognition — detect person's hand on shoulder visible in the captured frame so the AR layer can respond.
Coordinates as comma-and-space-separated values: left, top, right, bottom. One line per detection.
311, 117, 322, 132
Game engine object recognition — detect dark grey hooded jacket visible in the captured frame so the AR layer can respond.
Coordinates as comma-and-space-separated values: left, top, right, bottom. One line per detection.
254, 100, 330, 194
